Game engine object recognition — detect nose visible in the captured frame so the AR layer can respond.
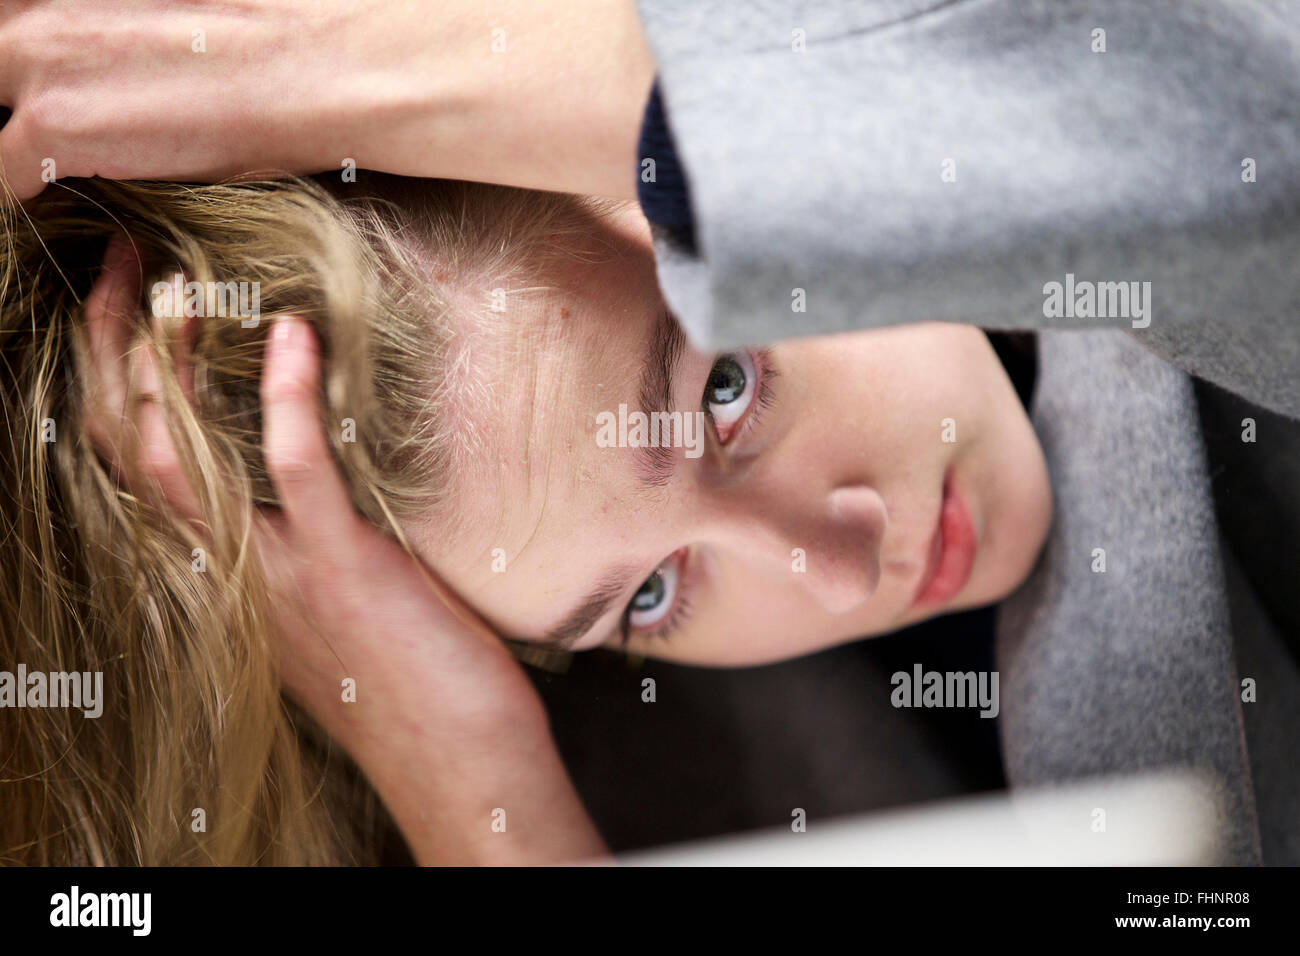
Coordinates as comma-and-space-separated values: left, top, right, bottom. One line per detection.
717, 481, 887, 615
815, 484, 887, 612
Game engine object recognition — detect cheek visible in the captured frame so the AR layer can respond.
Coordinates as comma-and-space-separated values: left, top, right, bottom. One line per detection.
634, 599, 841, 666
963, 402, 1052, 606
840, 325, 1027, 475
626, 562, 900, 667
796, 326, 1050, 604
800, 326, 992, 433
941, 346, 1051, 606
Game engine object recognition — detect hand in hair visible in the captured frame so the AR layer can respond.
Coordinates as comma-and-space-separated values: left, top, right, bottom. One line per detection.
80, 235, 610, 865
0, 0, 655, 203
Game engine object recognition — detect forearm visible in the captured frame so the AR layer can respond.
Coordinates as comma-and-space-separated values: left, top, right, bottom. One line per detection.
0, 0, 655, 202
352, 706, 611, 866
421, 0, 656, 200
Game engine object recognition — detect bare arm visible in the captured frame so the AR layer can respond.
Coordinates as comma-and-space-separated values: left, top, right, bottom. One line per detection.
0, 0, 655, 202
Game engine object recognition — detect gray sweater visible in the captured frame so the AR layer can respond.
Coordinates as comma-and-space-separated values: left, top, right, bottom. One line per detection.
634, 0, 1300, 864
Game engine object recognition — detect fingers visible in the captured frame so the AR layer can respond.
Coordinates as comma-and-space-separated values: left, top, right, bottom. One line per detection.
82, 237, 203, 519
85, 253, 358, 548
82, 233, 142, 467
0, 106, 46, 203
135, 273, 203, 519
88, 288, 358, 549
260, 315, 357, 549
130, 339, 202, 520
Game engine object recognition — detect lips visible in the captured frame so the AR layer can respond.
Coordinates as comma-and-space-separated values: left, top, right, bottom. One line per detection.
911, 470, 977, 608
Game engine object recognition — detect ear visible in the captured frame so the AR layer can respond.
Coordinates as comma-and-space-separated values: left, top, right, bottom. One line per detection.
81, 234, 203, 521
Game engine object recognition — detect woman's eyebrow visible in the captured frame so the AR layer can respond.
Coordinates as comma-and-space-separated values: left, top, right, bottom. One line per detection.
537, 563, 643, 650
536, 310, 690, 650
633, 307, 689, 488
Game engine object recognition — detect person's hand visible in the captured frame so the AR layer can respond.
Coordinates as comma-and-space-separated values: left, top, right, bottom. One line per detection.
81, 234, 609, 864
0, 0, 655, 202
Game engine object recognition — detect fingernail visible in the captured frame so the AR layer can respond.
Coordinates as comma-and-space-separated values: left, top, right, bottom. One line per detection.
272, 317, 296, 346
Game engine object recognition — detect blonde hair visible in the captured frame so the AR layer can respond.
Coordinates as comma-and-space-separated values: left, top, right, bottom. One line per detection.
0, 174, 620, 864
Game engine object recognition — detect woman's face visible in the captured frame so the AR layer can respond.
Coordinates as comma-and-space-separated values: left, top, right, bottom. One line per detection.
409, 205, 1052, 666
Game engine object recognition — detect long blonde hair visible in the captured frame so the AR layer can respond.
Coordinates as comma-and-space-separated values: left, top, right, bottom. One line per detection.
0, 173, 618, 864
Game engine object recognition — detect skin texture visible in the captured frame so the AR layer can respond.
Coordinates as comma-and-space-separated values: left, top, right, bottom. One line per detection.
409, 204, 1054, 667
0, 0, 654, 201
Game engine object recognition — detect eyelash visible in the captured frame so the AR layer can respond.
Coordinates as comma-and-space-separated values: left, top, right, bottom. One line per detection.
619, 591, 693, 648
704, 348, 777, 446
619, 349, 777, 647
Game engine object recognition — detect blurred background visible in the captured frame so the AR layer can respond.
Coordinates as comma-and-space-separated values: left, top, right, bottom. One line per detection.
529, 607, 1004, 853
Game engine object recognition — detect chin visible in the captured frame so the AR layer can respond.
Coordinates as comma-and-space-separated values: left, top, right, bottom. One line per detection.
968, 446, 1054, 610
974, 508, 1053, 608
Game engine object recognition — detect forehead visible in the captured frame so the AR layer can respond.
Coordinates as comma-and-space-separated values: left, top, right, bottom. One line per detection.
409, 210, 670, 631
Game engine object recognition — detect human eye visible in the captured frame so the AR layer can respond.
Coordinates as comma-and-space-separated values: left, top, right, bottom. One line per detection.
620, 549, 693, 645
702, 350, 775, 445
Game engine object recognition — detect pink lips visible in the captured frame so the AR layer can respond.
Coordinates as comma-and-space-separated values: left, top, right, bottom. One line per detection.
911, 472, 977, 609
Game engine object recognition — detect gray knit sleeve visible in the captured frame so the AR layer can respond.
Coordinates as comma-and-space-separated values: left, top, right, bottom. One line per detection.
633, 0, 1300, 417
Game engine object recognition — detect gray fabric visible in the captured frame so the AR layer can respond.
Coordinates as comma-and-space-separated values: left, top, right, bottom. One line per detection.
634, 0, 1300, 863
635, 0, 1300, 419
995, 330, 1259, 865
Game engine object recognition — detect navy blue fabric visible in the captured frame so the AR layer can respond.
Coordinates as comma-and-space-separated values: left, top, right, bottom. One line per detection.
636, 79, 696, 249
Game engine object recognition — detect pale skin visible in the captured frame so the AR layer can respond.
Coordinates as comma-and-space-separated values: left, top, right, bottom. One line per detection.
410, 204, 1053, 667
0, 0, 655, 202
26, 0, 1054, 863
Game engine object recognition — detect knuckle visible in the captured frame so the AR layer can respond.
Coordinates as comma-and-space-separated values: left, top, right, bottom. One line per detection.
140, 439, 182, 486
23, 88, 77, 140
262, 372, 317, 408
264, 436, 317, 479
83, 419, 122, 469
142, 451, 180, 485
